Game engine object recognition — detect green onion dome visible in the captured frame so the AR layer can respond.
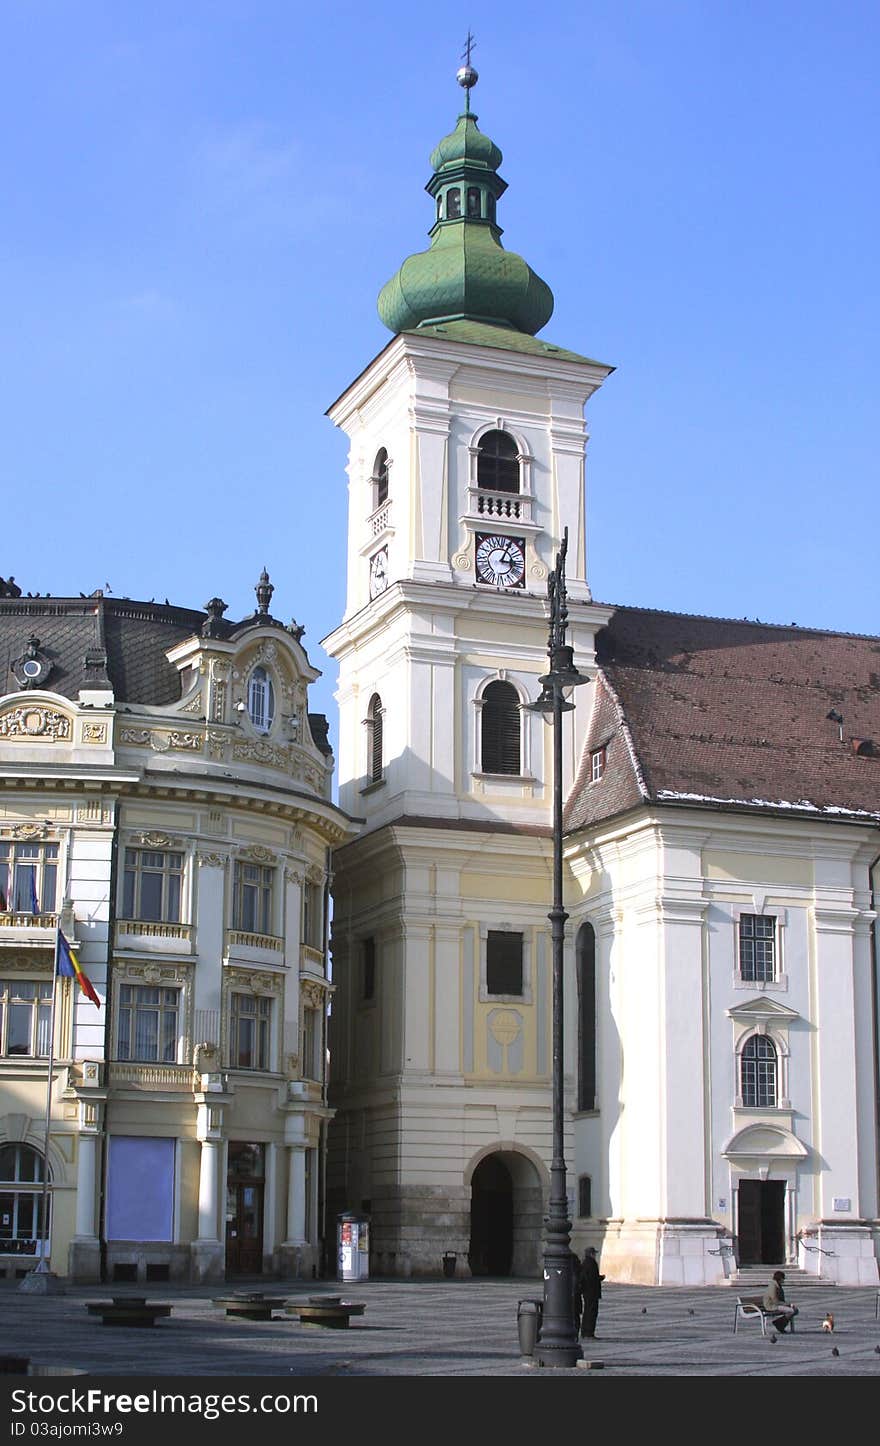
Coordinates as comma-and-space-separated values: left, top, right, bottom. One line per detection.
378, 76, 554, 338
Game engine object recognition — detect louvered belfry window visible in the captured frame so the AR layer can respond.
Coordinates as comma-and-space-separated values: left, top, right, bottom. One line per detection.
477, 430, 519, 493
368, 694, 384, 783
481, 680, 521, 775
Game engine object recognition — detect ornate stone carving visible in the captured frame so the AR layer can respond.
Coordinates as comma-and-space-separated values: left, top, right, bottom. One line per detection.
9, 823, 48, 839
206, 731, 228, 760
301, 980, 326, 1009
120, 727, 201, 752
305, 864, 325, 885
233, 739, 289, 770
81, 721, 108, 744
227, 967, 280, 994
137, 832, 182, 849
284, 1052, 300, 1077
284, 866, 304, 886
180, 692, 203, 714
212, 682, 227, 721
142, 965, 162, 985
0, 706, 72, 741
197, 852, 227, 868
238, 844, 277, 865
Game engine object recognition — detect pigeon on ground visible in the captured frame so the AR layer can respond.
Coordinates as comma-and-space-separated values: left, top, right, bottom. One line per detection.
832, 1347, 840, 1357
770, 1333, 777, 1343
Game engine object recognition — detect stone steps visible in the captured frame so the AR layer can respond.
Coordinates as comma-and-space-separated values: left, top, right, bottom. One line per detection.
731, 1266, 836, 1289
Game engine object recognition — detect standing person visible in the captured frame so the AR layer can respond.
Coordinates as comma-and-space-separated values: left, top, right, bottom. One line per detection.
762, 1270, 798, 1332
580, 1246, 604, 1339
569, 1249, 584, 1335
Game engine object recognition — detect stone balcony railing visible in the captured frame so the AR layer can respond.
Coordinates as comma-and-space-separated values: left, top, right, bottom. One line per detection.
115, 920, 193, 954
468, 487, 533, 524
226, 929, 284, 952
368, 503, 391, 538
108, 1062, 195, 1091
0, 913, 59, 948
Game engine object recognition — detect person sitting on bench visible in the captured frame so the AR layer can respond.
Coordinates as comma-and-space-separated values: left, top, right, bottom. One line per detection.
762, 1270, 798, 1332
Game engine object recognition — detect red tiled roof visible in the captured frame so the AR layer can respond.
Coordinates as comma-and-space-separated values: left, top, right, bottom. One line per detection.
566, 606, 880, 831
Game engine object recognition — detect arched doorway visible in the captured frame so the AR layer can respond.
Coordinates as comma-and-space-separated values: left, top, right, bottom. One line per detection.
467, 1148, 544, 1277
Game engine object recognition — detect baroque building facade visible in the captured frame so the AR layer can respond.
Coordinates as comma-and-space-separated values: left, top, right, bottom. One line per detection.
0, 577, 355, 1283
323, 71, 880, 1286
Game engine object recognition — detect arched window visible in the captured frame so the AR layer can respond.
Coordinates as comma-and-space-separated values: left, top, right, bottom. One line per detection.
446, 187, 461, 219
367, 694, 384, 784
0, 1143, 49, 1250
577, 922, 597, 1112
481, 680, 520, 774
467, 186, 481, 217
372, 448, 389, 508
477, 430, 519, 494
741, 1034, 778, 1108
247, 666, 274, 734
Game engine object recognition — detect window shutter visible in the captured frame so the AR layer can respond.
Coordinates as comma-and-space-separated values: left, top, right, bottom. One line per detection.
481, 681, 520, 774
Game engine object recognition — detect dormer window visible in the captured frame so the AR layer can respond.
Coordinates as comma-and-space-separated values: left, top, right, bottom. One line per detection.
247, 666, 275, 734
478, 430, 519, 494
372, 448, 389, 508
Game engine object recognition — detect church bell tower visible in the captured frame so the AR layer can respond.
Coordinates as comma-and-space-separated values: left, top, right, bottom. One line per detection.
322, 61, 613, 1276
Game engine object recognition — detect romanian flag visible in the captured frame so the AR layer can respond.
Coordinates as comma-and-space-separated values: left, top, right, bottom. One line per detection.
57, 930, 101, 1009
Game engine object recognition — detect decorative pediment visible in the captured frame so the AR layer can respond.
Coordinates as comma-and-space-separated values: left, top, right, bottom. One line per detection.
722, 1123, 808, 1161
0, 702, 72, 742
726, 995, 800, 1026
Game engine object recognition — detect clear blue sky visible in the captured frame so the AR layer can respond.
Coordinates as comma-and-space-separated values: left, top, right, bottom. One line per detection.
2, 2, 878, 739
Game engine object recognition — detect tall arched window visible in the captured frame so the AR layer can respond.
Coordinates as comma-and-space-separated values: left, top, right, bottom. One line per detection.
372, 448, 389, 508
0, 1143, 49, 1249
577, 922, 597, 1112
481, 680, 520, 775
247, 666, 274, 734
477, 430, 519, 494
367, 694, 384, 784
741, 1034, 778, 1107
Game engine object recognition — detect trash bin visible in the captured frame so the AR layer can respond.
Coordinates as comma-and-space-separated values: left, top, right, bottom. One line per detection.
517, 1298, 543, 1357
442, 1252, 457, 1279
337, 1211, 370, 1283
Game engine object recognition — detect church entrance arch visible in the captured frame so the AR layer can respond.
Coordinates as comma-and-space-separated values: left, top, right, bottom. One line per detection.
466, 1147, 543, 1277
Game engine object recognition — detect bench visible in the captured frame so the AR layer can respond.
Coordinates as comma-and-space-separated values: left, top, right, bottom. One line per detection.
86, 1298, 172, 1328
733, 1295, 796, 1336
212, 1294, 289, 1321
285, 1295, 366, 1329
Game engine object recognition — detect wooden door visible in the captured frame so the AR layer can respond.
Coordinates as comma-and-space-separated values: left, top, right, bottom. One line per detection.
225, 1182, 263, 1276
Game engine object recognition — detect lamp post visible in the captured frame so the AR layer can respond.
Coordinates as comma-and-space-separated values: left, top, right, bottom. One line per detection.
527, 527, 589, 1369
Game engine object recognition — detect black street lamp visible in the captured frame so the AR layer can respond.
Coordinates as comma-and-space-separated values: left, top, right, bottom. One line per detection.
526, 527, 589, 1369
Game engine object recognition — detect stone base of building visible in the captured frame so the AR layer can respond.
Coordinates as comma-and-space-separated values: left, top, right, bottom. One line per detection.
68, 1237, 101, 1283
189, 1240, 225, 1284
599, 1219, 729, 1286
276, 1243, 319, 1280
798, 1222, 880, 1284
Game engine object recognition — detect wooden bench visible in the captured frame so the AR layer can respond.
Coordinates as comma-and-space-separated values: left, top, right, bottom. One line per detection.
285, 1295, 366, 1329
86, 1298, 172, 1328
212, 1294, 289, 1321
733, 1295, 796, 1336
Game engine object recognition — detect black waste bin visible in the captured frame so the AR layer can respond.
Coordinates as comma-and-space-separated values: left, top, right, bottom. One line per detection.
517, 1298, 543, 1357
442, 1252, 457, 1278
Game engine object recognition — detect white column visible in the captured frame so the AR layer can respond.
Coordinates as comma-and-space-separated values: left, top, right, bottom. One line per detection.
197, 1138, 221, 1241
75, 1132, 98, 1238
286, 1146, 307, 1243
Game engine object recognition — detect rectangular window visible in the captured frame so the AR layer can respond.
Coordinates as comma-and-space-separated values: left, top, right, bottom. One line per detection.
301, 1006, 320, 1080
0, 979, 53, 1057
486, 931, 523, 996
590, 747, 606, 783
739, 914, 776, 982
230, 994, 271, 1070
233, 862, 273, 936
362, 937, 376, 1001
302, 881, 323, 950
0, 843, 59, 915
116, 985, 179, 1063
122, 849, 183, 923
578, 1174, 592, 1219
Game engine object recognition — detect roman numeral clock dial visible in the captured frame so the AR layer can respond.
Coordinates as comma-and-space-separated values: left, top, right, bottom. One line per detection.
475, 533, 526, 588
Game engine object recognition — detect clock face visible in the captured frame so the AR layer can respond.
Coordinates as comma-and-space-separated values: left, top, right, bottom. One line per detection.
369, 547, 389, 598
475, 533, 526, 588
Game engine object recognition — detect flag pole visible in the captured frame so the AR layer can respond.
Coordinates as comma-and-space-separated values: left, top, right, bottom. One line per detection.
33, 931, 60, 1274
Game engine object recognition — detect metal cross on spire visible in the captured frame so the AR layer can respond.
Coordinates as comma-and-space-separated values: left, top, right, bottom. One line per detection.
456, 30, 478, 111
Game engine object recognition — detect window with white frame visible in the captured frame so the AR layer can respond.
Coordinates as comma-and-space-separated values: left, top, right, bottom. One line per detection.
301, 1005, 321, 1080
116, 984, 180, 1063
302, 880, 323, 950
0, 979, 52, 1057
229, 993, 271, 1070
366, 694, 384, 784
122, 848, 183, 923
481, 680, 521, 775
590, 746, 606, 783
0, 842, 59, 915
738, 914, 777, 983
247, 666, 275, 733
233, 861, 274, 936
486, 930, 524, 996
0, 1144, 48, 1251
740, 1033, 778, 1107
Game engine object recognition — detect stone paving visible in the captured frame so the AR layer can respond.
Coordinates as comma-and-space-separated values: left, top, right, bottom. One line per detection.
2, 1277, 880, 1378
